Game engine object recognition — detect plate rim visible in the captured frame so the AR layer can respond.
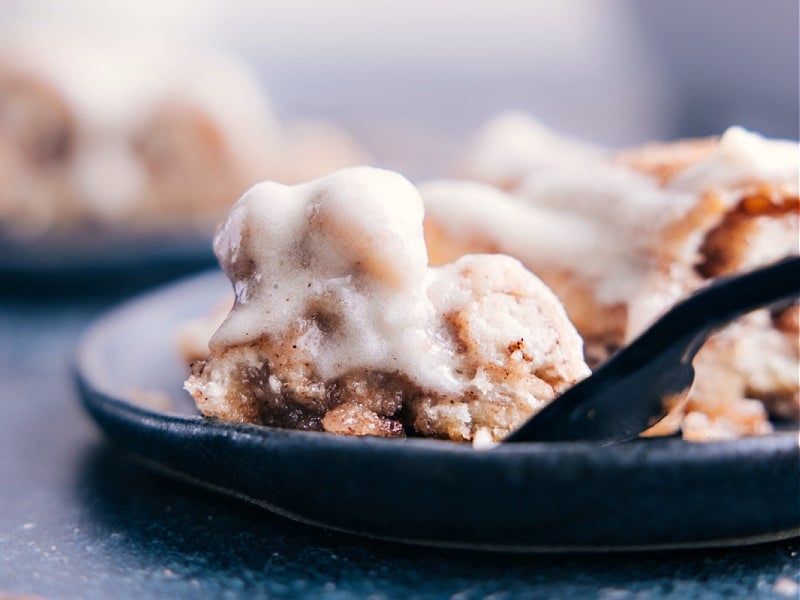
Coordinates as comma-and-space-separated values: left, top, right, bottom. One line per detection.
73, 269, 800, 552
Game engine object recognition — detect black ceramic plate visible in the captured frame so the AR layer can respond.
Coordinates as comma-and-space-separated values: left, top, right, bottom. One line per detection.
0, 232, 216, 294
75, 271, 800, 551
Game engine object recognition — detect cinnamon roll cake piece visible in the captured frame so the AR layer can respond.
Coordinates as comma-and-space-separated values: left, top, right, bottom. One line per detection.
184, 167, 590, 443
422, 126, 799, 440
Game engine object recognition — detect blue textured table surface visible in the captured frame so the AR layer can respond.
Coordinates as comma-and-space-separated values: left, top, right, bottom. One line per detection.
0, 284, 798, 599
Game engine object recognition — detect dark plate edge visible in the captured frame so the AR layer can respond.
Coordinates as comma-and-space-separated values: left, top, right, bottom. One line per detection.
75, 370, 800, 552
71, 270, 800, 552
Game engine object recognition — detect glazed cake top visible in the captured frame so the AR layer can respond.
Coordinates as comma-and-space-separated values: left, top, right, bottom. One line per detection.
424, 126, 799, 307
210, 166, 588, 394
671, 127, 799, 192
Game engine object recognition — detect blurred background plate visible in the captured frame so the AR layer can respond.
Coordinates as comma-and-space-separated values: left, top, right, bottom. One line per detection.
0, 233, 216, 295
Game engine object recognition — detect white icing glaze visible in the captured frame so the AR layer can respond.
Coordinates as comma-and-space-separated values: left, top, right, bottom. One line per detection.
421, 174, 693, 305
71, 141, 147, 217
0, 24, 282, 213
455, 112, 605, 186
211, 167, 447, 388
670, 126, 799, 193
516, 163, 700, 304
210, 167, 586, 394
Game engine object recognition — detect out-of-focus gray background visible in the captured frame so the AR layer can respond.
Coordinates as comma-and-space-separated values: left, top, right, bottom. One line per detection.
3, 0, 797, 176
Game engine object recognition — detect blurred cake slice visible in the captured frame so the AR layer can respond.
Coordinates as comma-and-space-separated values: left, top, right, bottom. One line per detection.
0, 25, 368, 240
422, 125, 799, 439
454, 112, 605, 191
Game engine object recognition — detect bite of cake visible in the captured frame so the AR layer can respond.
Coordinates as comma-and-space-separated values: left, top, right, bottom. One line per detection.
184, 167, 589, 442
